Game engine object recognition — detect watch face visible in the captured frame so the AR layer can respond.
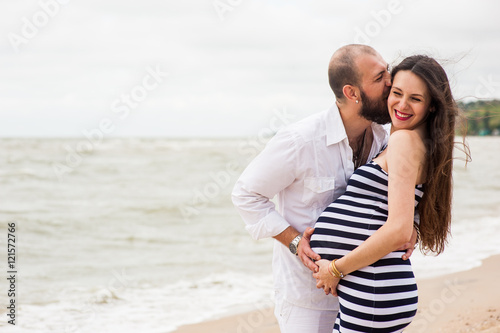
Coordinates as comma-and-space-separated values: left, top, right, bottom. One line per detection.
289, 235, 301, 254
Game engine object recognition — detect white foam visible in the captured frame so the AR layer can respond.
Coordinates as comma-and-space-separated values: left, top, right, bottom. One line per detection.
2, 271, 274, 333
412, 215, 500, 279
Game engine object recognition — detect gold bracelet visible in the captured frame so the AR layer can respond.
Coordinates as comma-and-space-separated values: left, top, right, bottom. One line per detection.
330, 259, 345, 279
327, 262, 336, 277
414, 222, 421, 244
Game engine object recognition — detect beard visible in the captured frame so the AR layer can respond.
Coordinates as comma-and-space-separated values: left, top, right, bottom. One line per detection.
359, 89, 391, 125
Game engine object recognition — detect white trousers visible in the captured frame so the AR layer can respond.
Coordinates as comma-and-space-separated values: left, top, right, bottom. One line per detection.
274, 298, 338, 333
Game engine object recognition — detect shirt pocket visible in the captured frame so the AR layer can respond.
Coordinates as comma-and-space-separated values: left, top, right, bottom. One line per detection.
302, 177, 336, 209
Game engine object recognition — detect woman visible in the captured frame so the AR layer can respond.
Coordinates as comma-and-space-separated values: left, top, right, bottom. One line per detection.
309, 55, 465, 332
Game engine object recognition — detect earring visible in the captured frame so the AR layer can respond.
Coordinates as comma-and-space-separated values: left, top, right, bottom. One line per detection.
356, 100, 359, 104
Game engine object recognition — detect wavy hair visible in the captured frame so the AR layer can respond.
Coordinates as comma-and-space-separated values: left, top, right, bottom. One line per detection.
391, 55, 465, 254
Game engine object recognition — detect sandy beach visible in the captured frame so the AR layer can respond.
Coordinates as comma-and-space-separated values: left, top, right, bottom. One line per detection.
173, 255, 500, 333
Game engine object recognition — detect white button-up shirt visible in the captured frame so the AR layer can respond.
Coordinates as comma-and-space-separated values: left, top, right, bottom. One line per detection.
232, 104, 389, 310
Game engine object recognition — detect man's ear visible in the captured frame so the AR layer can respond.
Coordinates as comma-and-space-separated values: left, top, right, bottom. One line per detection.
342, 85, 360, 104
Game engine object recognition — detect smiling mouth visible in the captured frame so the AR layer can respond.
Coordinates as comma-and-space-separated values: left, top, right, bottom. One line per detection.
395, 110, 412, 120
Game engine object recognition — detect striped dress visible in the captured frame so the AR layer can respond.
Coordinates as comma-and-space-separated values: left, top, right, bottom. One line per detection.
310, 160, 423, 333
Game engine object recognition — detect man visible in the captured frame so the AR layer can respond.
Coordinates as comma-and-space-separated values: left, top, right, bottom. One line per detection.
232, 44, 416, 333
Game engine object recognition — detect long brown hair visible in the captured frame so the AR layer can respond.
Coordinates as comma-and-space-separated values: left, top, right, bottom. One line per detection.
391, 55, 462, 254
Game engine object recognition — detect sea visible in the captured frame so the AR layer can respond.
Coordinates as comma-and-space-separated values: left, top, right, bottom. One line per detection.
0, 136, 499, 333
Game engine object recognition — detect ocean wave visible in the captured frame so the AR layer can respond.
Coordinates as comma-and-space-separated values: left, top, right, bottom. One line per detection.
412, 215, 500, 279
6, 271, 274, 333
0, 137, 498, 333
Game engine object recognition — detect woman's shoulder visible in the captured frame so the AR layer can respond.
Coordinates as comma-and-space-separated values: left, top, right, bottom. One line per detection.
388, 129, 420, 141
386, 129, 427, 165
388, 129, 425, 151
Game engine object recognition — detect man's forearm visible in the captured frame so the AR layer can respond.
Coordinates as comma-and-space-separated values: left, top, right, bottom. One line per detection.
273, 226, 301, 247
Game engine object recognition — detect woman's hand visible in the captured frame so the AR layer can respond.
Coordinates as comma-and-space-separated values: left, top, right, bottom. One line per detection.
312, 259, 340, 296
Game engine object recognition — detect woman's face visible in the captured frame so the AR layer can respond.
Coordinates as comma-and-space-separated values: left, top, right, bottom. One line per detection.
388, 70, 432, 131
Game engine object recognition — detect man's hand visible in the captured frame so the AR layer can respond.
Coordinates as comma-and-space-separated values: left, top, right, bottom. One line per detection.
298, 227, 321, 273
398, 225, 418, 260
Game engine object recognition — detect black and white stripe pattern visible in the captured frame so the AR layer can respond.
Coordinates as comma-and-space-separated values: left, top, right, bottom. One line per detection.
311, 161, 424, 332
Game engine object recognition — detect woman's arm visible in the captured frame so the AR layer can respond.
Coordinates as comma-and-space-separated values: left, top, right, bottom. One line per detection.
314, 130, 426, 294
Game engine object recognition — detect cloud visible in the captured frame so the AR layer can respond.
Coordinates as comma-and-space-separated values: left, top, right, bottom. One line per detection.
0, 0, 499, 137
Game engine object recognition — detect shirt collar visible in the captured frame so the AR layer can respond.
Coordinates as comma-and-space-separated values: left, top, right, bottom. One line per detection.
371, 122, 390, 147
325, 103, 390, 147
325, 103, 348, 146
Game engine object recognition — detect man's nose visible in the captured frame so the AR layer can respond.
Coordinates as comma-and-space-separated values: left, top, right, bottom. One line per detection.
385, 74, 392, 87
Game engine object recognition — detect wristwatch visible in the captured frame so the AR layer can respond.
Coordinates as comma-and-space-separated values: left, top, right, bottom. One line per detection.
289, 234, 302, 256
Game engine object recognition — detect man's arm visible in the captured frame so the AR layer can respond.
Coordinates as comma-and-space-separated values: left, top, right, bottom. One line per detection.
231, 130, 297, 241
273, 226, 301, 247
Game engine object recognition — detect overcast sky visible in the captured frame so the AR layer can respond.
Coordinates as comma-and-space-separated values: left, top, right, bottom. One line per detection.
1, 0, 499, 137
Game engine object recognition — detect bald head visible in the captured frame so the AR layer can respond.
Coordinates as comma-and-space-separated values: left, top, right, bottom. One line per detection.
328, 44, 379, 101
